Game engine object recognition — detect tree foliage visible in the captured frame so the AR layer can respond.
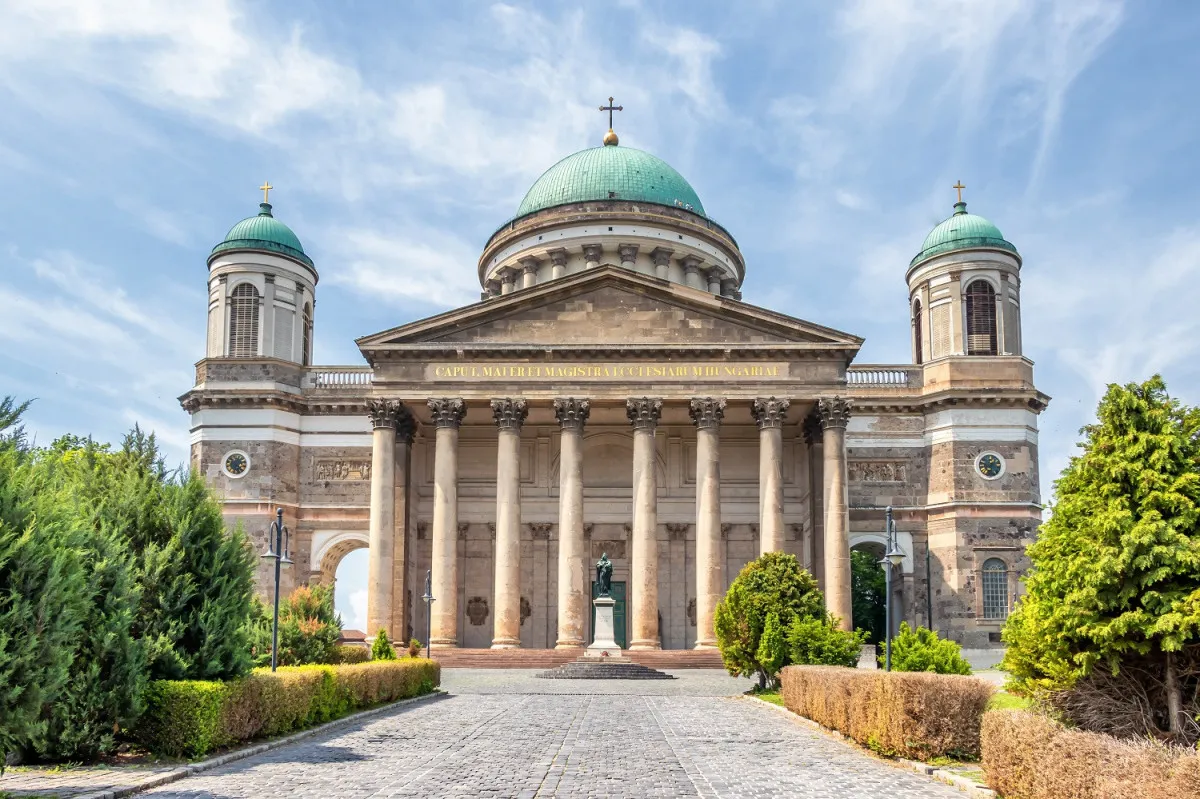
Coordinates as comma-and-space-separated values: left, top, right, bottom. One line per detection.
851, 548, 887, 645
1003, 376, 1200, 738
276, 584, 342, 666
714, 552, 827, 688
786, 616, 867, 667
371, 629, 397, 661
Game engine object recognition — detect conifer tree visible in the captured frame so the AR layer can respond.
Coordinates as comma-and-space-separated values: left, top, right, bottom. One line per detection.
1004, 376, 1200, 737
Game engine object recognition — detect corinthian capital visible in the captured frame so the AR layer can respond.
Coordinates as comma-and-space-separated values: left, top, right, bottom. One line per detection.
817, 396, 852, 430
490, 398, 528, 431
617, 243, 640, 263
367, 399, 403, 430
626, 397, 663, 430
427, 397, 467, 429
582, 244, 603, 263
751, 397, 790, 429
553, 398, 590, 430
689, 397, 726, 429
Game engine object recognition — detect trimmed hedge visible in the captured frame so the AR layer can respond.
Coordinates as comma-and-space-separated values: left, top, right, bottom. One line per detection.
331, 644, 371, 664
982, 709, 1200, 799
779, 665, 994, 759
137, 659, 440, 758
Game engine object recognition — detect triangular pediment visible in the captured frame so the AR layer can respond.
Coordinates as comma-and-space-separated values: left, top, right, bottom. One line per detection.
357, 266, 861, 354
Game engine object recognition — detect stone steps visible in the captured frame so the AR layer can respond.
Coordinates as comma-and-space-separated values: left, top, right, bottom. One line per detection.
536, 660, 676, 680
429, 647, 725, 670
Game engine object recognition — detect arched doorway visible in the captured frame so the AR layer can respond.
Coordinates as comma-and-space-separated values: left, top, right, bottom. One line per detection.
312, 531, 369, 635
850, 542, 886, 645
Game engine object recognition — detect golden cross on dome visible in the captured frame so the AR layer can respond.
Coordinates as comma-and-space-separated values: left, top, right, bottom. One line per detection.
260, 181, 273, 203
953, 180, 966, 204
599, 96, 623, 129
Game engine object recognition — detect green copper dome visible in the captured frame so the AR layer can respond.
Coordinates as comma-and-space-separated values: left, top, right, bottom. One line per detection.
514, 143, 705, 219
211, 203, 313, 268
911, 201, 1017, 266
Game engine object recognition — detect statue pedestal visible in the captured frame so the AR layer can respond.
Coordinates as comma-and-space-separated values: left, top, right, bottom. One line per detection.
585, 596, 621, 659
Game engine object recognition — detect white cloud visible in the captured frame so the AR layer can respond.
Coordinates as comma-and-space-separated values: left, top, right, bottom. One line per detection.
328, 228, 481, 311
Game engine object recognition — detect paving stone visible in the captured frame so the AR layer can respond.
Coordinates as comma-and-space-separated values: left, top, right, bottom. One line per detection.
124, 669, 965, 798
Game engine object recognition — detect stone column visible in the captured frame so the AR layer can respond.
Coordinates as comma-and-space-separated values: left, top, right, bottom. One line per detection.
391, 414, 415, 640
366, 399, 402, 639
819, 397, 853, 630
618, 243, 640, 273
500, 269, 516, 295
650, 247, 673, 280
490, 398, 527, 648
428, 397, 466, 647
689, 397, 725, 649
627, 397, 663, 650
719, 278, 737, 299
548, 248, 568, 281
681, 255, 705, 290
803, 413, 825, 587
484, 280, 501, 298
583, 244, 602, 270
706, 270, 722, 295
519, 257, 539, 289
554, 398, 590, 648
752, 398, 789, 555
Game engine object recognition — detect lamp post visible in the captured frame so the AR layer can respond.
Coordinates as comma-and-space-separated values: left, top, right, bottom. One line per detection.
880, 506, 906, 672
421, 569, 435, 659
260, 507, 292, 672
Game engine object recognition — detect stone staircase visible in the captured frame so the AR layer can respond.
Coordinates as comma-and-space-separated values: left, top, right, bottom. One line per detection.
429, 647, 724, 670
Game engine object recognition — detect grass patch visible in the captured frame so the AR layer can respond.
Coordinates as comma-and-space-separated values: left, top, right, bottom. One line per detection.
751, 691, 785, 706
987, 691, 1032, 711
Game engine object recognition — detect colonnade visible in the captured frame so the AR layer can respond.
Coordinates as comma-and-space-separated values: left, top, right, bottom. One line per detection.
365, 395, 854, 649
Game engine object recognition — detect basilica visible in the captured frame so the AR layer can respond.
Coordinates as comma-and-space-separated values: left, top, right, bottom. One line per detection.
181, 116, 1048, 652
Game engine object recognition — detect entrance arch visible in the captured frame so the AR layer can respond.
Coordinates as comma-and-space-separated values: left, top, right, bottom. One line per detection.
312, 530, 370, 584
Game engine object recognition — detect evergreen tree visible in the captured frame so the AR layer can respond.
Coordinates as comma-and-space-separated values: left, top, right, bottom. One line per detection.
371, 629, 397, 661
754, 612, 786, 687
714, 552, 827, 688
889, 623, 971, 674
850, 548, 887, 645
1004, 376, 1200, 737
276, 583, 342, 666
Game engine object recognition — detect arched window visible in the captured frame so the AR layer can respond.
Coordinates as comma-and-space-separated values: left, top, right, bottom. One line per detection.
302, 302, 313, 366
965, 280, 998, 355
912, 299, 923, 365
981, 558, 1009, 620
227, 283, 260, 357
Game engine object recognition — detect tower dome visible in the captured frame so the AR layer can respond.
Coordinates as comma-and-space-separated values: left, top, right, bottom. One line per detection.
911, 201, 1017, 268
514, 143, 706, 220
210, 202, 313, 268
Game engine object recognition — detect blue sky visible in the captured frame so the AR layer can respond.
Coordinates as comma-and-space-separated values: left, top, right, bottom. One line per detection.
2, 0, 1197, 630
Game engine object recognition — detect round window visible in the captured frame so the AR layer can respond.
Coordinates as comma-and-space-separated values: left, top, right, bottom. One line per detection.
222, 450, 251, 479
975, 451, 1005, 480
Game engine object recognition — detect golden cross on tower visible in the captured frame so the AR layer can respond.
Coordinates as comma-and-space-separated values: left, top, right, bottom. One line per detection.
953, 180, 966, 204
260, 181, 273, 203
599, 96, 623, 129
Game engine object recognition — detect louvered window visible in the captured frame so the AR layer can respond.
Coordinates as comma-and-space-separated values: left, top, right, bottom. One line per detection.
302, 302, 313, 366
982, 558, 1009, 620
965, 280, 998, 355
913, 299, 923, 365
228, 283, 260, 357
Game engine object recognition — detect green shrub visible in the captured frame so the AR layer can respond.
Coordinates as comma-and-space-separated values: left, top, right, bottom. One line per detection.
714, 552, 826, 688
276, 584, 341, 666
888, 623, 971, 674
136, 680, 226, 759
371, 629, 396, 661
754, 613, 786, 687
136, 660, 441, 758
407, 638, 423, 658
787, 616, 867, 667
780, 665, 994, 760
331, 644, 370, 664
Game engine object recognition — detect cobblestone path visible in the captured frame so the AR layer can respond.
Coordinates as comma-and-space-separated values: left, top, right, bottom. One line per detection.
142, 670, 963, 798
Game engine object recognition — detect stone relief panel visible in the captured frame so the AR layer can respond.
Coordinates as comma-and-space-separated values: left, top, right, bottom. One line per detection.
314, 459, 372, 481
591, 540, 627, 559
848, 461, 907, 482
520, 596, 532, 626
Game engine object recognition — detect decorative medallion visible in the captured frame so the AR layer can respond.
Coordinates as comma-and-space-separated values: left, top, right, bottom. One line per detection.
520, 597, 532, 626
975, 451, 1006, 480
222, 450, 250, 479
466, 597, 489, 626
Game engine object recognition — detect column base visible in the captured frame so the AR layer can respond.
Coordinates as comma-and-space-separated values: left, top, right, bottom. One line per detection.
429, 639, 458, 649
628, 639, 662, 651
555, 639, 585, 650
491, 638, 521, 649
693, 641, 719, 650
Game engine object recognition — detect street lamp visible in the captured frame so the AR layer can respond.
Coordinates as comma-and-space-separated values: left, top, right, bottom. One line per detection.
260, 507, 292, 671
880, 506, 906, 672
421, 569, 435, 659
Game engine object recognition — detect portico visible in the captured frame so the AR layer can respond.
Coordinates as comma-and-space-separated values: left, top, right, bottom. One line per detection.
355, 265, 861, 649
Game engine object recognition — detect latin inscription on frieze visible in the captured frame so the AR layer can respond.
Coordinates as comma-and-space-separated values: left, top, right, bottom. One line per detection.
848, 461, 907, 482
315, 459, 372, 481
426, 361, 789, 382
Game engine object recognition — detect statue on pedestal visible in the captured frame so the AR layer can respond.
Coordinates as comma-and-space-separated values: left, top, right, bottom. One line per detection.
595, 552, 613, 597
